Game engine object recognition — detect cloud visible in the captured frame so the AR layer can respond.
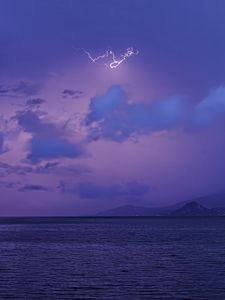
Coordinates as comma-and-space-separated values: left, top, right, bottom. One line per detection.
0, 161, 89, 179
16, 110, 85, 163
62, 89, 83, 99
17, 110, 54, 134
86, 85, 186, 142
0, 133, 8, 154
18, 184, 49, 192
0, 180, 21, 189
0, 133, 4, 153
0, 114, 21, 141
190, 86, 225, 129
25, 98, 46, 109
35, 162, 91, 177
86, 85, 126, 125
78, 181, 150, 199
86, 85, 225, 142
0, 161, 33, 177
0, 180, 50, 192
27, 136, 84, 163
0, 80, 40, 98
59, 180, 150, 200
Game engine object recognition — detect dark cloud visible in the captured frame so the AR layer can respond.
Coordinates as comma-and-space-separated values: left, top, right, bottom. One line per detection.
59, 180, 150, 200
86, 85, 225, 142
27, 136, 84, 163
78, 181, 150, 200
16, 110, 54, 134
0, 114, 21, 139
16, 110, 85, 163
0, 161, 89, 179
0, 180, 50, 192
0, 133, 4, 154
0, 161, 33, 177
62, 89, 83, 99
0, 180, 20, 189
0, 81, 40, 98
189, 86, 225, 129
18, 184, 49, 192
25, 98, 46, 109
86, 86, 186, 142
78, 182, 124, 199
86, 85, 126, 125
0, 133, 8, 154
36, 162, 91, 177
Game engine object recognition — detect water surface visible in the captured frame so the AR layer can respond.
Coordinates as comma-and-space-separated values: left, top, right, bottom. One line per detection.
0, 217, 224, 299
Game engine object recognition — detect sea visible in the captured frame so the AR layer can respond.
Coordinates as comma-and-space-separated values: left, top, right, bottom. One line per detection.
0, 217, 224, 299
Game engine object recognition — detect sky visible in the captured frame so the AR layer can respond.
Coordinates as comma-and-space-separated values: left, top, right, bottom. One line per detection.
0, 0, 225, 215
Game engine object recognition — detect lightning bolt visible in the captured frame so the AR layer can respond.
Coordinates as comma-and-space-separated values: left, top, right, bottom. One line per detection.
82, 47, 139, 69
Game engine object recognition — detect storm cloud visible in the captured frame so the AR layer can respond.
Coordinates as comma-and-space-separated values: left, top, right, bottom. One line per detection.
58, 180, 151, 200
86, 85, 225, 142
18, 184, 50, 192
16, 110, 84, 163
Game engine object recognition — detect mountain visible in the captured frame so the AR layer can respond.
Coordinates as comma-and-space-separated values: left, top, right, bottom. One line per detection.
96, 201, 225, 217
171, 201, 225, 216
171, 201, 211, 216
161, 193, 225, 211
96, 192, 225, 217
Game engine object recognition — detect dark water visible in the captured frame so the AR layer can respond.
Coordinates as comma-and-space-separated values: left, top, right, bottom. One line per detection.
0, 217, 225, 299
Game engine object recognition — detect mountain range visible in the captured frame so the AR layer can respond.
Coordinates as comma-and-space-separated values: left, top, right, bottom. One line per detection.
97, 193, 225, 217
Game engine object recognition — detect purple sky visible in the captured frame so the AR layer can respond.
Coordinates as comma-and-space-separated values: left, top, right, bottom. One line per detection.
0, 0, 225, 215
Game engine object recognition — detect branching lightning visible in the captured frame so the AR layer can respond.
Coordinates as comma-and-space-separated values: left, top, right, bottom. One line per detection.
82, 47, 139, 69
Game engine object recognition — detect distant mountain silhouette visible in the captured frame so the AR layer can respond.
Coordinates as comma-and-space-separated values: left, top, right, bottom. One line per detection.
96, 196, 225, 217
163, 193, 225, 210
170, 201, 225, 216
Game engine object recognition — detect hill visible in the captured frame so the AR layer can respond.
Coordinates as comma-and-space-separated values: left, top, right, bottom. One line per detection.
170, 201, 225, 216
96, 199, 225, 217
